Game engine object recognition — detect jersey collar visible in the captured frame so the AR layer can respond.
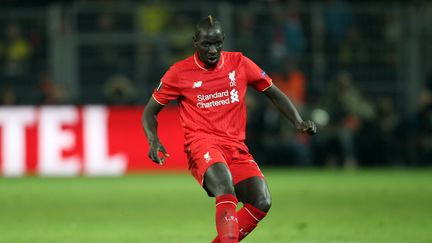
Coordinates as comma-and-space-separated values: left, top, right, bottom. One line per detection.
193, 52, 225, 71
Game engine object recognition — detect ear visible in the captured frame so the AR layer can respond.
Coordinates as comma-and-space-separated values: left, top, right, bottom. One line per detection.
192, 35, 198, 48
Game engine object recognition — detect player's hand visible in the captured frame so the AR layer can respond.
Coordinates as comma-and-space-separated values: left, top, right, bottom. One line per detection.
148, 140, 170, 165
295, 120, 317, 135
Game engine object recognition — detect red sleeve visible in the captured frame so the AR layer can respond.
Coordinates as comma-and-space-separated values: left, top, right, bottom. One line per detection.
152, 65, 181, 105
243, 56, 273, 92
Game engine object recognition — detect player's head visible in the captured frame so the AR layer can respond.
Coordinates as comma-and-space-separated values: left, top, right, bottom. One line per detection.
193, 15, 225, 67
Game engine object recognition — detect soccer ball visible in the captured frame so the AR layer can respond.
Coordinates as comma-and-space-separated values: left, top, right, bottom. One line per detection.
311, 108, 329, 127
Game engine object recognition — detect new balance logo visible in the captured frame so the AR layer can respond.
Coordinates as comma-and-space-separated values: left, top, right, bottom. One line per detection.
230, 88, 239, 103
192, 81, 202, 88
204, 152, 212, 163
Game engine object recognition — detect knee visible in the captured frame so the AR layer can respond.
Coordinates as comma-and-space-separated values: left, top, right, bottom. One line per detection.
204, 163, 236, 196
254, 195, 272, 213
204, 172, 235, 196
213, 178, 236, 196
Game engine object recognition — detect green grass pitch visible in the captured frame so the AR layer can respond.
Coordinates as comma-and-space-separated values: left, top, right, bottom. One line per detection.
1, 169, 432, 243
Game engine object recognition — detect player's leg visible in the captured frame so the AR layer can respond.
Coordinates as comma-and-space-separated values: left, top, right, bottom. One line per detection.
204, 162, 236, 197
186, 142, 239, 243
236, 176, 271, 241
204, 163, 239, 243
235, 176, 272, 213
212, 176, 270, 243
212, 146, 271, 243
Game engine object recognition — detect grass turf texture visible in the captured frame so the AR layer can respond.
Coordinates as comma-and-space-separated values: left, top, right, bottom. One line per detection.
1, 169, 431, 243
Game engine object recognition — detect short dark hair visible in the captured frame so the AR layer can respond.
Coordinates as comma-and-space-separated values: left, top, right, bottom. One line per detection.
195, 15, 222, 37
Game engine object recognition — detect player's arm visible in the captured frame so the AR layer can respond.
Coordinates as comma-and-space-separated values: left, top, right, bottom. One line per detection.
263, 85, 317, 135
142, 97, 170, 165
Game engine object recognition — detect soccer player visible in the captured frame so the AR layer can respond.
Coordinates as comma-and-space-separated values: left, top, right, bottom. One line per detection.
142, 16, 317, 243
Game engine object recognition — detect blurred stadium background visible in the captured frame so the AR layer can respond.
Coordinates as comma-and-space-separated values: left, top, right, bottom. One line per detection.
1, 0, 432, 169
1, 0, 432, 242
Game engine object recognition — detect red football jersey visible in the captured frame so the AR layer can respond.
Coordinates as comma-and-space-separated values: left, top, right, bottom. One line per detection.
152, 51, 272, 147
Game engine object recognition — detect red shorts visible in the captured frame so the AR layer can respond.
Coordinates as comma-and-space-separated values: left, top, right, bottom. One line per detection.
185, 139, 264, 188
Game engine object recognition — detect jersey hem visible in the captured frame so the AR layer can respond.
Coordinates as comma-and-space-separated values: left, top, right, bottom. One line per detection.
261, 81, 273, 92
152, 94, 167, 105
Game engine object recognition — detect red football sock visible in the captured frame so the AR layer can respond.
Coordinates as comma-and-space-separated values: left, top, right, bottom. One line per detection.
237, 203, 267, 240
212, 203, 267, 243
214, 194, 239, 243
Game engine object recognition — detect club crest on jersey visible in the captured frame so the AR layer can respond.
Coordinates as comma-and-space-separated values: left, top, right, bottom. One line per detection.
204, 152, 212, 163
193, 81, 202, 88
229, 70, 236, 87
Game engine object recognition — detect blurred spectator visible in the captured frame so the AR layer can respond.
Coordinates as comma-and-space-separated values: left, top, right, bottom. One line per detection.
0, 83, 18, 105
411, 83, 432, 165
245, 91, 267, 164
168, 15, 194, 62
37, 72, 69, 104
135, 2, 171, 96
270, 3, 306, 68
136, 2, 169, 38
249, 88, 311, 167
272, 58, 306, 108
394, 75, 432, 167
312, 71, 375, 169
94, 13, 119, 69
338, 26, 368, 69
97, 13, 116, 32
374, 97, 399, 163
355, 97, 400, 166
382, 13, 400, 67
89, 12, 131, 84
235, 12, 257, 59
283, 2, 306, 60
246, 79, 311, 166
259, 106, 311, 166
323, 0, 354, 77
323, 0, 353, 46
2, 22, 32, 83
103, 74, 137, 105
